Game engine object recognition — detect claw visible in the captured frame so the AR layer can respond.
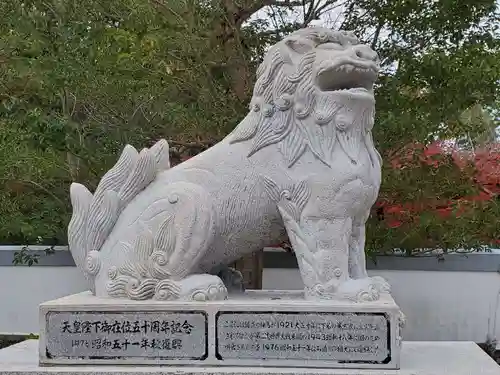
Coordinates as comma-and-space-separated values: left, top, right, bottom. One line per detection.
371, 276, 391, 293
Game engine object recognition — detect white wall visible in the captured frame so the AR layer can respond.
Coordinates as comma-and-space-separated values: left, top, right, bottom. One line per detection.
0, 266, 88, 335
1, 263, 500, 345
263, 268, 500, 344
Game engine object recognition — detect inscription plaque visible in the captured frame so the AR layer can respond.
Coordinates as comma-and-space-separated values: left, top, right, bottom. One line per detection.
216, 311, 390, 363
45, 311, 207, 360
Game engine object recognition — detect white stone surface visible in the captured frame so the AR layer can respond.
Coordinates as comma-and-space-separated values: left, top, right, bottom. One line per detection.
38, 291, 402, 369
1, 340, 499, 375
2, 264, 500, 345
67, 27, 389, 303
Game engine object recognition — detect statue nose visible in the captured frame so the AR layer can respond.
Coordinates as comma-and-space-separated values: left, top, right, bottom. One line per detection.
352, 45, 379, 62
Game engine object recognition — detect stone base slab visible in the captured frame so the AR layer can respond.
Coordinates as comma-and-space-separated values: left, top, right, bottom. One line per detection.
39, 290, 402, 369
2, 340, 500, 375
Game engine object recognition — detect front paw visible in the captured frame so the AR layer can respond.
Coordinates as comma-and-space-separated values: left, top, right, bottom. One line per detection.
336, 278, 380, 302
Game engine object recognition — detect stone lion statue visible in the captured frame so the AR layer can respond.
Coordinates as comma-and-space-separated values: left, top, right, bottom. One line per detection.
68, 27, 390, 302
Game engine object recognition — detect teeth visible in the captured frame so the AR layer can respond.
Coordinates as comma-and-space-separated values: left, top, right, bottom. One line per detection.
333, 65, 373, 75
319, 63, 376, 92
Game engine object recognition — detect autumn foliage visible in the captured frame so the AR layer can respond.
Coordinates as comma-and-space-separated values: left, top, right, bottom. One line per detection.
373, 142, 500, 250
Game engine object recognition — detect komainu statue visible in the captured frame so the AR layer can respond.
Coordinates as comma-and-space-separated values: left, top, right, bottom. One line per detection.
68, 27, 390, 303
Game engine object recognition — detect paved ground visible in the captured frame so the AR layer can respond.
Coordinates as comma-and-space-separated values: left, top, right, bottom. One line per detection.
1, 337, 499, 365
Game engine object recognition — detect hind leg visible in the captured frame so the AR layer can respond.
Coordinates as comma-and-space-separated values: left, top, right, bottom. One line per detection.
105, 181, 229, 301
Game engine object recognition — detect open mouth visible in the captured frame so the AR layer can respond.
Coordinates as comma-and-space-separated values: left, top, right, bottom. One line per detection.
316, 61, 378, 94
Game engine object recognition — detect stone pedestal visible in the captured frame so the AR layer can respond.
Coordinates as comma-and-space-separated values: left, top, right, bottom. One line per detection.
39, 290, 402, 369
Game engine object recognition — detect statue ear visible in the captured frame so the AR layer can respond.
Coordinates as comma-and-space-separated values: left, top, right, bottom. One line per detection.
285, 37, 315, 54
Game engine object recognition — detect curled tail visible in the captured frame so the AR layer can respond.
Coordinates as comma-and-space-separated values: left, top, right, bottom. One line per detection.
68, 140, 170, 291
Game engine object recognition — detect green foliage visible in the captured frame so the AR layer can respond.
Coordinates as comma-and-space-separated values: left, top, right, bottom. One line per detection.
12, 239, 56, 266
0, 0, 247, 244
0, 0, 499, 254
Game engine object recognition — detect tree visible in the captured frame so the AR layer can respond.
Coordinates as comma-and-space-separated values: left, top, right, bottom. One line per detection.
0, 0, 499, 255
0, 0, 246, 243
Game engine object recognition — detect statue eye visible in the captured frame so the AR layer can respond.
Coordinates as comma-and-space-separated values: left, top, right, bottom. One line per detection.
285, 38, 315, 54
317, 32, 329, 43
317, 42, 344, 51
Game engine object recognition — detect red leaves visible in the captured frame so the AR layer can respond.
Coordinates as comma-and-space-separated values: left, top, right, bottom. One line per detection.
423, 142, 443, 158
379, 141, 499, 231
472, 144, 500, 195
384, 204, 404, 214
435, 207, 453, 218
387, 220, 403, 228
388, 141, 499, 194
389, 141, 451, 169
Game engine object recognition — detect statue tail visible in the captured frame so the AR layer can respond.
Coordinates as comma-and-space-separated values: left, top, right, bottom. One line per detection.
68, 140, 170, 287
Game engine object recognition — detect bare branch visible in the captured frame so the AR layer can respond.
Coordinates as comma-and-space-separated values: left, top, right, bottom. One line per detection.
269, 0, 308, 6
303, 0, 317, 26
316, 0, 344, 14
371, 22, 384, 50
303, 0, 345, 27
338, 1, 355, 30
231, 0, 316, 27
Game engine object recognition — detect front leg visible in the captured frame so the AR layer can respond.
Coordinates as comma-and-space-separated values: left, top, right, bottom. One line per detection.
299, 216, 353, 295
263, 176, 382, 302
349, 212, 391, 293
348, 214, 369, 280
295, 216, 380, 302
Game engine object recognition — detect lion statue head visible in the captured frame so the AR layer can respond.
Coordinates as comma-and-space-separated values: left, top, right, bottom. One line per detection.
229, 27, 381, 168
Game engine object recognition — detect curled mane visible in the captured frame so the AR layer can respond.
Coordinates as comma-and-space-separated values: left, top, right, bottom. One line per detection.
229, 27, 377, 168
